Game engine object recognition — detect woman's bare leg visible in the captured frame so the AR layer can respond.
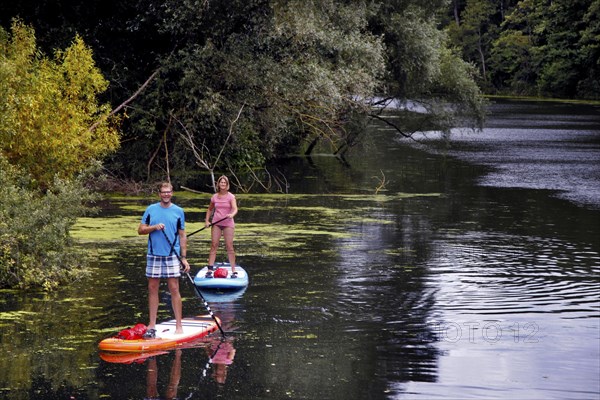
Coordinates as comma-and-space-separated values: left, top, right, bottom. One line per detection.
223, 227, 236, 273
208, 225, 223, 266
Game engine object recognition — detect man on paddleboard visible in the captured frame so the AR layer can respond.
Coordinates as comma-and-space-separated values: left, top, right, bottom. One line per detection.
138, 182, 190, 338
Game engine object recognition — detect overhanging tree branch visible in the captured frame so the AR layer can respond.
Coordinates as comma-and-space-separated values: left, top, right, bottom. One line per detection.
213, 104, 245, 168
174, 104, 245, 191
87, 69, 160, 133
368, 112, 418, 141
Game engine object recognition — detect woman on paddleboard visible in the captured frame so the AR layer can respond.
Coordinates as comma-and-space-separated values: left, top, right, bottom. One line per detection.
138, 182, 190, 338
205, 175, 238, 278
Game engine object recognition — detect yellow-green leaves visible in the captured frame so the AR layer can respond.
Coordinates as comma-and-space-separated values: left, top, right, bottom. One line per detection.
0, 20, 120, 189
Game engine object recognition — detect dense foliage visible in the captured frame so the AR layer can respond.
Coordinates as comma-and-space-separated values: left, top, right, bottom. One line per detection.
0, 0, 488, 186
0, 21, 115, 289
0, 20, 120, 189
446, 0, 600, 98
146, 1, 390, 183
0, 155, 96, 290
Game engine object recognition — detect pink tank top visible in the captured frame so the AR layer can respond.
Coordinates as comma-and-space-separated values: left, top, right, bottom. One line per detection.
211, 192, 235, 228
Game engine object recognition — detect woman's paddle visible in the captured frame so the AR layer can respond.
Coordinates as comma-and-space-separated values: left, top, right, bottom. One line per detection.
186, 216, 229, 238
160, 229, 226, 336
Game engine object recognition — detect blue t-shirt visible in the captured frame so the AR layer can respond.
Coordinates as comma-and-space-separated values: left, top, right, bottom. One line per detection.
141, 203, 186, 256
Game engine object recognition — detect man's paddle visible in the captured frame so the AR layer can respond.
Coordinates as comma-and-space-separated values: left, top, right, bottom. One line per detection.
160, 229, 226, 336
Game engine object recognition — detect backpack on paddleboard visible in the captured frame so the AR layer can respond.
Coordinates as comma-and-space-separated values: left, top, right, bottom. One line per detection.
214, 267, 228, 278
117, 323, 147, 340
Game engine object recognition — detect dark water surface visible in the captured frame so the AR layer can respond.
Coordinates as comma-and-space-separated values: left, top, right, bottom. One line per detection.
0, 99, 599, 399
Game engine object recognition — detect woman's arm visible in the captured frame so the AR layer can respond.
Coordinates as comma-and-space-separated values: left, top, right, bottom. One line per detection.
205, 199, 214, 226
228, 194, 238, 219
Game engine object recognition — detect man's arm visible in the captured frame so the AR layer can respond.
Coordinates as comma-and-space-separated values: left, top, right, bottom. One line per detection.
178, 228, 190, 272
138, 223, 164, 235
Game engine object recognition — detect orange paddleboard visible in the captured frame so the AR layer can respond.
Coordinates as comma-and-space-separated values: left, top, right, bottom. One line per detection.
98, 315, 220, 353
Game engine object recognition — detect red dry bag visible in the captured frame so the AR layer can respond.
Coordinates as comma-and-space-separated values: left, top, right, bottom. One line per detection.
214, 267, 228, 278
117, 323, 147, 340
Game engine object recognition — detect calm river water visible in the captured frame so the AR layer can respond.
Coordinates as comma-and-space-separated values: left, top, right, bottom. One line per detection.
0, 99, 599, 400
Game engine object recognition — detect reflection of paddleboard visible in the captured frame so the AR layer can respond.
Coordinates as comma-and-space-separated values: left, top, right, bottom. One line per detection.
194, 263, 249, 290
98, 315, 220, 353
99, 350, 169, 364
199, 286, 247, 303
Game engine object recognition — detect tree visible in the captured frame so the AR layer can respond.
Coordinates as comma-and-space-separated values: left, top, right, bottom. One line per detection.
371, 1, 487, 133
490, 30, 534, 94
1, 1, 488, 187
0, 20, 120, 188
536, 0, 593, 97
0, 154, 96, 290
127, 0, 486, 185
577, 0, 600, 98
0, 21, 118, 290
116, 0, 387, 184
453, 0, 599, 98
446, 0, 498, 88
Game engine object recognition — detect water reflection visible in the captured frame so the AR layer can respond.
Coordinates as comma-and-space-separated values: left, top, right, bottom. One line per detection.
198, 287, 248, 303
412, 100, 600, 210
203, 337, 237, 384
146, 349, 181, 400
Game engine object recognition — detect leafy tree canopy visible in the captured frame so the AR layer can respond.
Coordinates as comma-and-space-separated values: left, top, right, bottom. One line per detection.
1, 1, 488, 186
113, 0, 486, 184
448, 0, 600, 99
0, 20, 120, 188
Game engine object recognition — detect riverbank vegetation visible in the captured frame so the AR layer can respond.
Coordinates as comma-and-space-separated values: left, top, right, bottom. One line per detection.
1, 0, 488, 187
0, 0, 597, 289
446, 0, 599, 99
0, 155, 98, 290
0, 21, 117, 289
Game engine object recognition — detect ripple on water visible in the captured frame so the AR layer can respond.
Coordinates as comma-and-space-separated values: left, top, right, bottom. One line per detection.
408, 125, 600, 210
424, 230, 600, 319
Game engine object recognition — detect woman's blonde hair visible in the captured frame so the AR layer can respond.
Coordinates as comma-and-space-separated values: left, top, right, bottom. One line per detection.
216, 175, 230, 192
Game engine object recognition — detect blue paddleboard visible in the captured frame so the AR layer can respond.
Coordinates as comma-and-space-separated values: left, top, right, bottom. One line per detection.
193, 262, 249, 290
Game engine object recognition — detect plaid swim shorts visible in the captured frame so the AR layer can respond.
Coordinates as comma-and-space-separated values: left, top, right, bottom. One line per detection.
145, 255, 181, 278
